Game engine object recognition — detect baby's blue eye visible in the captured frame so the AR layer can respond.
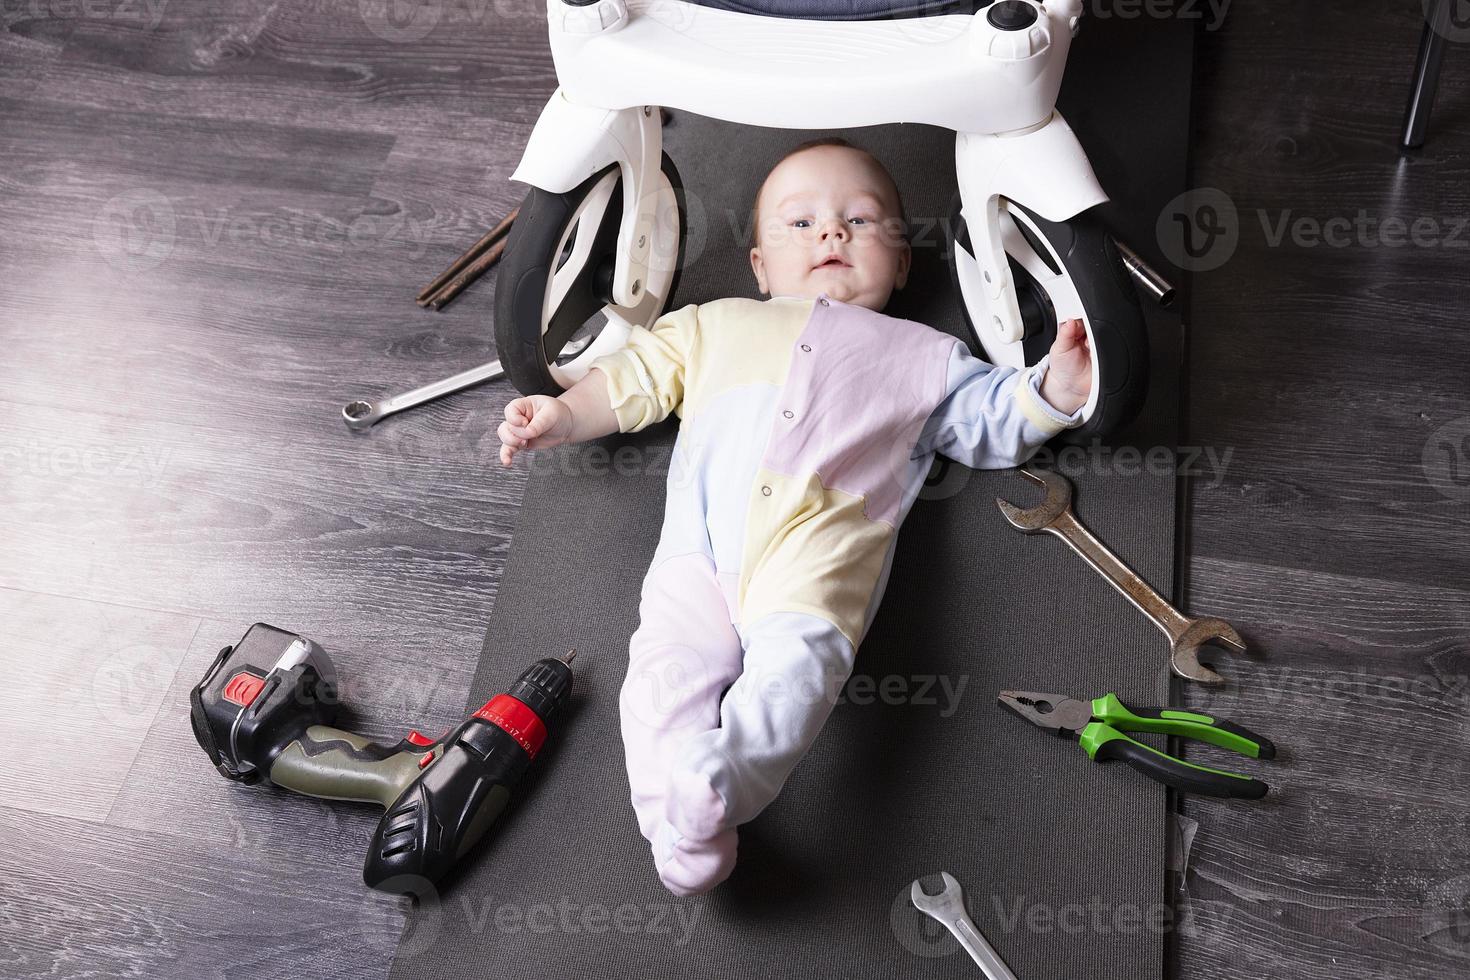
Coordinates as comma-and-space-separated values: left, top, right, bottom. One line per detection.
792, 219, 811, 228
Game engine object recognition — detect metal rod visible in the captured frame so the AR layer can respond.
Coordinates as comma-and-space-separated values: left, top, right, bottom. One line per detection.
1116, 240, 1176, 308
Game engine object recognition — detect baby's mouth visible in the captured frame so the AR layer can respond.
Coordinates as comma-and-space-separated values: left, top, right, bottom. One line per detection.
814, 255, 851, 270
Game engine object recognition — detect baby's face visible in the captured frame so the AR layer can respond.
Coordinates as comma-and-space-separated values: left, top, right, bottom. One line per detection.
749, 145, 911, 312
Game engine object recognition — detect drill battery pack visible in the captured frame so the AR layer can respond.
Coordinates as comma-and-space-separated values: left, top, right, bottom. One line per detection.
189, 623, 340, 783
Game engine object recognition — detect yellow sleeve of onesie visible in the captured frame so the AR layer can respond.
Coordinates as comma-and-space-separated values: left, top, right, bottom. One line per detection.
587, 303, 700, 433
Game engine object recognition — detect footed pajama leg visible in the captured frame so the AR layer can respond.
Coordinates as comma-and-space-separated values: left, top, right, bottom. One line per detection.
665, 611, 857, 847
618, 552, 745, 895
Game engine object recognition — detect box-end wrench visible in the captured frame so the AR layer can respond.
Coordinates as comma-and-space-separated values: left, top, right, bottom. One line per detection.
995, 466, 1244, 685
910, 873, 1019, 979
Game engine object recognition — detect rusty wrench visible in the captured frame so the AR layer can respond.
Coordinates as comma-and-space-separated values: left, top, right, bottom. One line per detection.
995, 467, 1243, 684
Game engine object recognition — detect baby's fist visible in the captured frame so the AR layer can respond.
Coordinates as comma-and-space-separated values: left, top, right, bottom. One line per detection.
1039, 317, 1092, 417
498, 395, 572, 467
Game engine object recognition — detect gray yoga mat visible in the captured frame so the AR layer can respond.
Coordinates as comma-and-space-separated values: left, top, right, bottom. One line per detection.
392, 13, 1191, 979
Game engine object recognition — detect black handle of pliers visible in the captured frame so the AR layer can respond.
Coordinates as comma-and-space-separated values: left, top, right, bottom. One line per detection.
1090, 728, 1269, 800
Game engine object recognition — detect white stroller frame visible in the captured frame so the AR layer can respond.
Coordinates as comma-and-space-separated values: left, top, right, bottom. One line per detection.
510, 0, 1167, 415
342, 0, 1170, 433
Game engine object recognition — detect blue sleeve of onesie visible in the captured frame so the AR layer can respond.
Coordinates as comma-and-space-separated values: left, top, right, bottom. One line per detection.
912, 344, 1086, 469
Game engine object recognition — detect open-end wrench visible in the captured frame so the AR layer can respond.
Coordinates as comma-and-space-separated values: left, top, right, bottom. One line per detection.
995, 466, 1243, 684
910, 872, 1019, 979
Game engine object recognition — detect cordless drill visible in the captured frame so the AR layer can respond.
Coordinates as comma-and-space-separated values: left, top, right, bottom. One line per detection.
189, 623, 574, 893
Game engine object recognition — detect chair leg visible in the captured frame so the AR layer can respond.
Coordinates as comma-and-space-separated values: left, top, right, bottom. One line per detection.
1403, 0, 1453, 150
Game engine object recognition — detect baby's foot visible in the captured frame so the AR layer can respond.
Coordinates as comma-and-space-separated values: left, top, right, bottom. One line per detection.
667, 768, 730, 842
652, 819, 738, 897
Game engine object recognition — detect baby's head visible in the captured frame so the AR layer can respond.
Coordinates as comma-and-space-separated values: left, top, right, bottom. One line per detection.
749, 138, 911, 313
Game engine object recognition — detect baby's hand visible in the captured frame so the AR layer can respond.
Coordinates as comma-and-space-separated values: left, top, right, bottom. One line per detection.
1039, 317, 1092, 417
498, 395, 573, 467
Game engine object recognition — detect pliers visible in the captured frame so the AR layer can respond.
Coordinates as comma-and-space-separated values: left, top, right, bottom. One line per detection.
998, 690, 1277, 800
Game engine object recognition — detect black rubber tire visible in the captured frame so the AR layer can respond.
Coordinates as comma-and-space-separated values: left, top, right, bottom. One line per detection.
495, 152, 686, 396
947, 194, 1148, 445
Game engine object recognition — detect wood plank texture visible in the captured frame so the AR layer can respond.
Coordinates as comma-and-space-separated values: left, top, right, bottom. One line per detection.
3, 0, 1467, 978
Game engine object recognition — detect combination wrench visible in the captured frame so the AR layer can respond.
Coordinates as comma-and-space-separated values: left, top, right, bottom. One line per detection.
910, 872, 1019, 979
995, 466, 1244, 684
342, 336, 592, 431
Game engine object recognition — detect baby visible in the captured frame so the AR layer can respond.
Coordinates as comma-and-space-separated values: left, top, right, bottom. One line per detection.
497, 138, 1092, 897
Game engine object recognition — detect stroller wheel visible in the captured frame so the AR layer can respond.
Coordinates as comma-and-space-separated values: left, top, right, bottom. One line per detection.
947, 193, 1149, 444
495, 152, 687, 395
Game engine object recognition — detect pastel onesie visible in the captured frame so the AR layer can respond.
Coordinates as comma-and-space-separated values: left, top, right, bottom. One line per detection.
587, 291, 1083, 896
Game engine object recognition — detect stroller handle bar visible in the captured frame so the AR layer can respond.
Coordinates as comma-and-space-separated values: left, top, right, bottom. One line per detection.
547, 0, 1082, 135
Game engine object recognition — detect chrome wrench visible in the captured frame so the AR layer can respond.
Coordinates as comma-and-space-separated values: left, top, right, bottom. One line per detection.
995, 466, 1244, 684
910, 872, 1019, 979
342, 336, 591, 431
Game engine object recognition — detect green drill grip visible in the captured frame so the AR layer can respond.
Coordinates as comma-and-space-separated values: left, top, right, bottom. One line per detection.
268, 727, 437, 808
1090, 694, 1276, 759
1079, 722, 1268, 800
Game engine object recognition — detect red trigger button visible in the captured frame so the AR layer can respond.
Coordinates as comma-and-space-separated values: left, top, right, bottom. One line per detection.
418, 751, 434, 769
406, 730, 434, 747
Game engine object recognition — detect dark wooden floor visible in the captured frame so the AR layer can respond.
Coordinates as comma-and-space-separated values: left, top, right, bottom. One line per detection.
2, 2, 1467, 978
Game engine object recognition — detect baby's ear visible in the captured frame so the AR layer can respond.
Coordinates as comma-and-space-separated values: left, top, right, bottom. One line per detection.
895, 241, 911, 290
750, 247, 768, 294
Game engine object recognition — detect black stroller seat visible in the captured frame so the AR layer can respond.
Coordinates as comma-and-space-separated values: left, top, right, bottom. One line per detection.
687, 0, 993, 21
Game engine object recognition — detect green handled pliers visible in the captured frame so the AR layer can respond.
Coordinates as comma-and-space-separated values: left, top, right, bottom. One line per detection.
998, 690, 1277, 800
